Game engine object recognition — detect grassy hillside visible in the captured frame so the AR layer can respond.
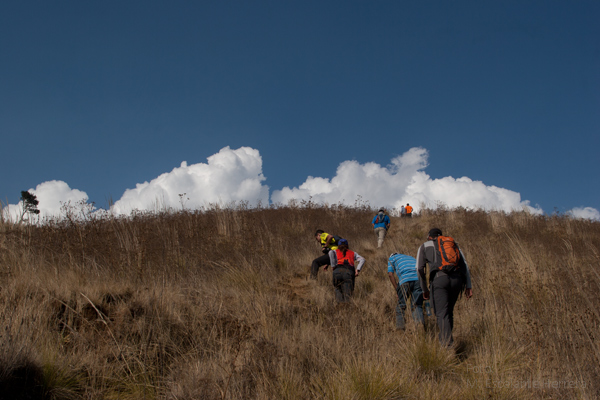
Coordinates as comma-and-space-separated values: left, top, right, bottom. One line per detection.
1, 204, 599, 399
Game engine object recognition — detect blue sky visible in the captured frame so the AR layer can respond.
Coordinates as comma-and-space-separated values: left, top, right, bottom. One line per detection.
1, 1, 599, 219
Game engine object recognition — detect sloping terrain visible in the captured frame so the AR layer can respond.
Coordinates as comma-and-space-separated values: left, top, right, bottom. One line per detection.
0, 205, 599, 399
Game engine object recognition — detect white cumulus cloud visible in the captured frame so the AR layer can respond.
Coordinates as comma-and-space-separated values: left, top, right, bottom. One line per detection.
567, 207, 600, 221
111, 146, 269, 214
272, 147, 543, 214
2, 180, 89, 222
4, 146, 598, 222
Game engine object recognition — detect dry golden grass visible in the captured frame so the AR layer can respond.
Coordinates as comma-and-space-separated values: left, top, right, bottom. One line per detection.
0, 204, 599, 399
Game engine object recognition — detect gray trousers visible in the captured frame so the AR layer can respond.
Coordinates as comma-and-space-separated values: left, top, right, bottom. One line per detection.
431, 273, 463, 346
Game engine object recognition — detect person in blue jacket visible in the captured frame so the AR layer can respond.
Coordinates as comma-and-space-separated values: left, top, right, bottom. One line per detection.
372, 208, 390, 248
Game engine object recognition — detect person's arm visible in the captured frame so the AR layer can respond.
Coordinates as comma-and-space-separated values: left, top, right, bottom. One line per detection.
459, 248, 473, 298
320, 234, 332, 253
416, 243, 429, 299
324, 234, 334, 248
387, 260, 397, 289
385, 216, 390, 230
326, 249, 337, 271
388, 272, 398, 290
354, 253, 366, 276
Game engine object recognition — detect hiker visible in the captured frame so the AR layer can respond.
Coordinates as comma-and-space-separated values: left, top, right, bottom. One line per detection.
388, 253, 424, 330
372, 207, 390, 248
416, 228, 473, 346
400, 205, 406, 218
311, 229, 340, 279
328, 239, 365, 302
405, 203, 413, 218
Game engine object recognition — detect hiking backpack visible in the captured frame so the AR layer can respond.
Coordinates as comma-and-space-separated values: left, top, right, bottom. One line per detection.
433, 236, 461, 273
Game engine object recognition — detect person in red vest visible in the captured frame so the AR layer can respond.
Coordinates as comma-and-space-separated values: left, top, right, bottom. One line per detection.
405, 203, 413, 217
328, 239, 366, 302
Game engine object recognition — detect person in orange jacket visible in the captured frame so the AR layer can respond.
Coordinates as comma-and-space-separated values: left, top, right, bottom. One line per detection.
405, 203, 413, 217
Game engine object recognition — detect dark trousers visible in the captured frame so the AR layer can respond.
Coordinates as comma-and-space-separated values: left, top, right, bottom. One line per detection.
311, 254, 330, 279
431, 273, 463, 346
332, 266, 355, 302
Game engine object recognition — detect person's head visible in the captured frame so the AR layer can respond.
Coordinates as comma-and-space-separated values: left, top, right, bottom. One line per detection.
407, 203, 410, 206
338, 238, 349, 250
379, 207, 385, 213
315, 229, 324, 241
428, 228, 442, 240
389, 252, 412, 258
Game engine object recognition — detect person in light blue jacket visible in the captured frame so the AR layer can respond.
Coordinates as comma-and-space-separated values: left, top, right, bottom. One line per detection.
372, 208, 390, 248
388, 253, 424, 330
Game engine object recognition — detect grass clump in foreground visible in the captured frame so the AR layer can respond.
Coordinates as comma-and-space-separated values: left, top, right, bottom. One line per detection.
0, 204, 599, 399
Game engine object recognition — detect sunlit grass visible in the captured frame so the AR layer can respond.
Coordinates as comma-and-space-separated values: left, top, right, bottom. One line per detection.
0, 205, 598, 398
